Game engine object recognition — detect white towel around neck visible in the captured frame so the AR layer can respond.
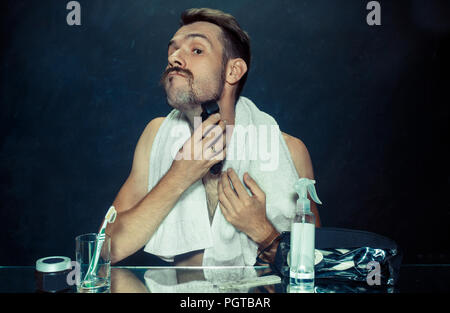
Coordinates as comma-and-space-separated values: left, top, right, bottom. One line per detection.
143, 96, 299, 266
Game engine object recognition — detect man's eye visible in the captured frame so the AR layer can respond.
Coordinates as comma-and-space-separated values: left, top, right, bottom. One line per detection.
193, 48, 203, 55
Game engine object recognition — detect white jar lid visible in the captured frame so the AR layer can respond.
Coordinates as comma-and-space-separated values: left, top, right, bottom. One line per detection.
36, 256, 72, 273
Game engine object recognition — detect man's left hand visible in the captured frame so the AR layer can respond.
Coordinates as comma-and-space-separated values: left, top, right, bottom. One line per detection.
218, 168, 276, 244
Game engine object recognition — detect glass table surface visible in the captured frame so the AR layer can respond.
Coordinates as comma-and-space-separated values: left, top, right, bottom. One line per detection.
1, 264, 450, 293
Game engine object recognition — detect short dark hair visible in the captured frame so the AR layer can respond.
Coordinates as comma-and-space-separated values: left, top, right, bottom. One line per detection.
180, 8, 251, 101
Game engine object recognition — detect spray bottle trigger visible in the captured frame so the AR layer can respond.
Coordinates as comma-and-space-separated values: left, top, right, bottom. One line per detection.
307, 184, 322, 205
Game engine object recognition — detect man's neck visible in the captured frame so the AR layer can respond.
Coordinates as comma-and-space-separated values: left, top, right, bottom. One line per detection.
184, 109, 201, 130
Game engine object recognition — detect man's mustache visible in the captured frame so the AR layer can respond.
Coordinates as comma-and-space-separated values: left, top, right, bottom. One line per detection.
160, 67, 193, 84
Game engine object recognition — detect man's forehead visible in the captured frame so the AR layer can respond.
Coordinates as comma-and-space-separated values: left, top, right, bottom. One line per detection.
171, 21, 223, 44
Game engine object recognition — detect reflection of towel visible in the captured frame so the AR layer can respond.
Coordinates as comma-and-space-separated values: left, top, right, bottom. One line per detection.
144, 268, 217, 293
143, 267, 257, 293
143, 96, 299, 265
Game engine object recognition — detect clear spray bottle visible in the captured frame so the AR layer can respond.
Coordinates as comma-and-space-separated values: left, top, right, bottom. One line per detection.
289, 178, 322, 292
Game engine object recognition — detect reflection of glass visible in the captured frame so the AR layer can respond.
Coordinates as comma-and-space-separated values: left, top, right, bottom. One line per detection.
75, 233, 111, 293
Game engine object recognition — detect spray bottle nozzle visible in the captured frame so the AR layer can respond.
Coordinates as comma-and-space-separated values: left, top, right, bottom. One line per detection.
294, 178, 322, 213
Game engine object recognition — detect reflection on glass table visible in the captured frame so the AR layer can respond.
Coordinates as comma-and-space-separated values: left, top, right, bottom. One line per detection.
110, 266, 393, 294
1, 264, 449, 293
111, 266, 279, 293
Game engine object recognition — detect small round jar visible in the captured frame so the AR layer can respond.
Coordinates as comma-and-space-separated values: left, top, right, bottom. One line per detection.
35, 256, 73, 293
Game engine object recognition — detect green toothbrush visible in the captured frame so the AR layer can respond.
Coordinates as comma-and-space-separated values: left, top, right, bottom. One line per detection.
83, 206, 117, 285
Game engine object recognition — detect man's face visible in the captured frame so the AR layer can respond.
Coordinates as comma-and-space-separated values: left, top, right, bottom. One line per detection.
160, 22, 226, 112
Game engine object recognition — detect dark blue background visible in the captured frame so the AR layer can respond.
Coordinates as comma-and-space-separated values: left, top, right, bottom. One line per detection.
1, 0, 449, 265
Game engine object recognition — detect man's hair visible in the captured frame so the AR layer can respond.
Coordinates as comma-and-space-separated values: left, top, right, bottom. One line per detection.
180, 8, 251, 102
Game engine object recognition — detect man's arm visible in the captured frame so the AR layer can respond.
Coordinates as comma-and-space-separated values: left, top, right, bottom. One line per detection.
282, 133, 321, 227
106, 117, 168, 263
111, 117, 165, 215
106, 114, 226, 264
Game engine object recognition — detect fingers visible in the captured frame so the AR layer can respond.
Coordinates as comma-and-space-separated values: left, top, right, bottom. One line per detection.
203, 120, 226, 149
192, 113, 221, 143
200, 113, 223, 138
220, 170, 240, 207
182, 114, 226, 162
203, 118, 225, 139
226, 168, 250, 200
210, 146, 226, 162
204, 112, 222, 127
218, 171, 242, 226
218, 178, 233, 213
203, 120, 226, 161
219, 170, 264, 200
243, 172, 265, 199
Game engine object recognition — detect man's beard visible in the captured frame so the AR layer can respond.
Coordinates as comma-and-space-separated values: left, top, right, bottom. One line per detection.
159, 63, 226, 112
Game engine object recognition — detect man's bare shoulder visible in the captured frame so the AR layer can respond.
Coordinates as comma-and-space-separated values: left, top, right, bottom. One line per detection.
130, 117, 165, 174
140, 117, 166, 147
281, 132, 308, 157
281, 132, 314, 178
145, 117, 166, 136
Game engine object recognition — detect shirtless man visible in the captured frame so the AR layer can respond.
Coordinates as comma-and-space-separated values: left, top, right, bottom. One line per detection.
106, 8, 320, 266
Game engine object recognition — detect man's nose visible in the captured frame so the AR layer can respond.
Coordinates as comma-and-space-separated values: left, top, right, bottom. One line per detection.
168, 50, 186, 68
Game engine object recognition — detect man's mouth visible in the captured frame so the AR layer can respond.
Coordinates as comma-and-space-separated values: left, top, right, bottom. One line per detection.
160, 67, 192, 87
168, 72, 186, 78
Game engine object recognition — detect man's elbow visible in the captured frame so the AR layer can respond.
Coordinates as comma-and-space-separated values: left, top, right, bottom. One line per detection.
110, 252, 124, 265
109, 240, 128, 265
106, 228, 127, 265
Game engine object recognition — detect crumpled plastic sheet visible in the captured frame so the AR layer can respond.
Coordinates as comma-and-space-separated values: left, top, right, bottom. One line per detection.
270, 233, 402, 293
315, 247, 398, 285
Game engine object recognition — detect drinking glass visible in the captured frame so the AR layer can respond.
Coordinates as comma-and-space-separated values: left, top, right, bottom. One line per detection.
75, 233, 111, 293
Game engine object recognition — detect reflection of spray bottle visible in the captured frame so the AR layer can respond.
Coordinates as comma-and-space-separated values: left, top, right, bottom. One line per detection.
290, 178, 322, 290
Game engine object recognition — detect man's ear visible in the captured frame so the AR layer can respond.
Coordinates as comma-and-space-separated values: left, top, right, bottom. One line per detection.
226, 58, 248, 85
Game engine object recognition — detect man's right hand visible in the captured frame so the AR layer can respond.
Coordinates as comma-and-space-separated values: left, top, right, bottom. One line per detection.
169, 113, 226, 188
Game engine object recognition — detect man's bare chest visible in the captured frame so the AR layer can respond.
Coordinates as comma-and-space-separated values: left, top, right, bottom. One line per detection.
202, 173, 220, 224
